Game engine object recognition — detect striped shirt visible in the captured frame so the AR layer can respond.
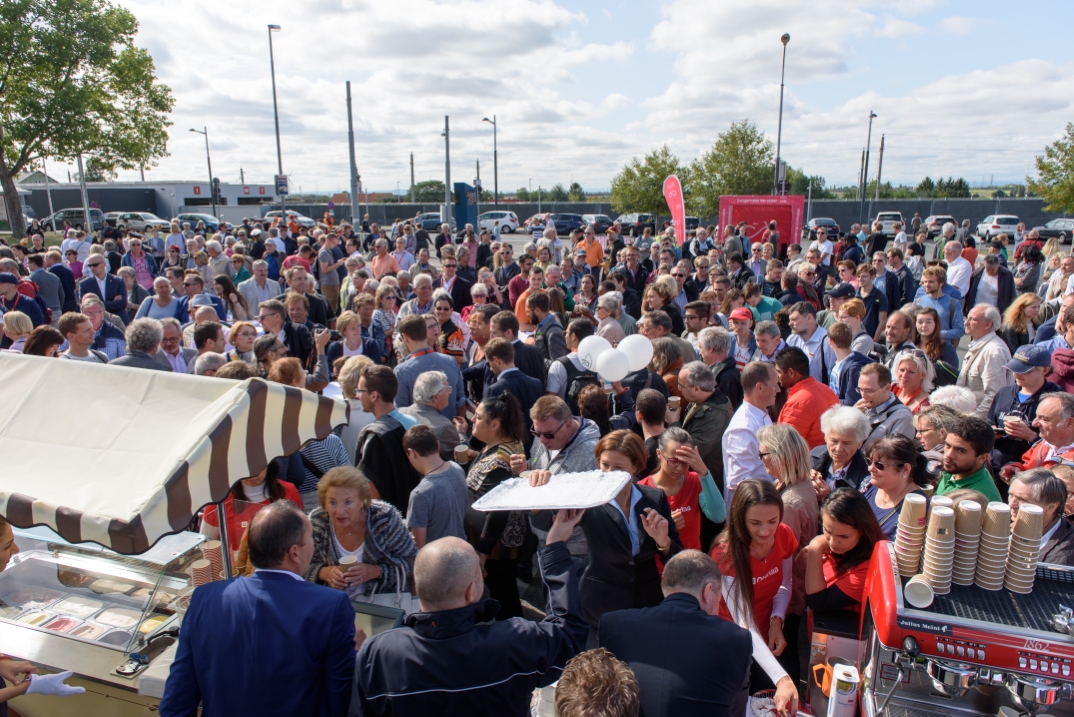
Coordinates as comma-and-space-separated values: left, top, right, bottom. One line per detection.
297, 435, 352, 494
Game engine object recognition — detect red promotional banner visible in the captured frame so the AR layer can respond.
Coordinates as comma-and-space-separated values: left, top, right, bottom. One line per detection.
663, 175, 686, 246
718, 195, 805, 254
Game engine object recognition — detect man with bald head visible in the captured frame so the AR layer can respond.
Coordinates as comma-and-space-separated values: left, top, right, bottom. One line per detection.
352, 510, 588, 717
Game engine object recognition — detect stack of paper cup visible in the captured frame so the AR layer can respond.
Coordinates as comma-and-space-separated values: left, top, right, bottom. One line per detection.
927, 495, 952, 522
1006, 504, 1044, 594
191, 559, 214, 588
923, 506, 955, 593
976, 502, 1012, 591
894, 494, 928, 576
202, 540, 225, 581
952, 501, 983, 586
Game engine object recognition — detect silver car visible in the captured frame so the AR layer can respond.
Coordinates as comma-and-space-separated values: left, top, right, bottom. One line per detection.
117, 212, 169, 232
872, 211, 904, 237
976, 214, 1020, 239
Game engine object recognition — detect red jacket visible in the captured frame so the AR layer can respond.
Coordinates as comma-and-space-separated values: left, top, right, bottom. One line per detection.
1052, 349, 1074, 393
1014, 440, 1074, 471
779, 377, 839, 448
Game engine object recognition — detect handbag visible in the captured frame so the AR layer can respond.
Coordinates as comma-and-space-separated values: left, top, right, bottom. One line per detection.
352, 565, 421, 616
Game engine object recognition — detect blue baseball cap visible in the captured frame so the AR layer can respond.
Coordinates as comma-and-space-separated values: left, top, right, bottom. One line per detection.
829, 282, 857, 300
1005, 344, 1052, 373
0, 272, 18, 286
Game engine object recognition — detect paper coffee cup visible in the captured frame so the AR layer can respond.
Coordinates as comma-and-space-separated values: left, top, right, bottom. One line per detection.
900, 494, 928, 527
955, 502, 983, 535
905, 575, 934, 608
1013, 504, 1045, 540
668, 396, 681, 410
455, 444, 470, 462
927, 506, 955, 540
339, 555, 358, 566
983, 502, 1012, 536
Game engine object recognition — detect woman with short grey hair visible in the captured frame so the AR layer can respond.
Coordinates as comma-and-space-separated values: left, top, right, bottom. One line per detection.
400, 370, 464, 459
596, 293, 625, 345
811, 405, 871, 501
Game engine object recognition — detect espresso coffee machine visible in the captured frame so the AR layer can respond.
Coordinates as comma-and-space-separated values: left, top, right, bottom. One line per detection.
860, 543, 1074, 717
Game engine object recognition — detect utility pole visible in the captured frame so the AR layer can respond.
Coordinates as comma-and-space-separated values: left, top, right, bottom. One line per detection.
442, 116, 452, 227
42, 156, 55, 221
774, 33, 790, 195
859, 111, 877, 224
267, 24, 286, 220
874, 134, 885, 202
858, 150, 865, 199
140, 166, 145, 182
410, 153, 416, 203
76, 153, 92, 234
537, 185, 542, 214
475, 159, 481, 221
346, 81, 360, 225
240, 167, 245, 184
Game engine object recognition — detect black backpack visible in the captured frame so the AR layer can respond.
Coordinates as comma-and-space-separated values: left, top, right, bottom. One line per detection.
558, 356, 601, 415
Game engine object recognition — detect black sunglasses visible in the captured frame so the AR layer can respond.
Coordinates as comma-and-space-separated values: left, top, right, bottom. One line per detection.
530, 419, 567, 440
866, 459, 905, 471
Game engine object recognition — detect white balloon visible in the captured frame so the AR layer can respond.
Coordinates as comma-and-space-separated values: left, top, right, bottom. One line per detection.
617, 334, 654, 372
596, 348, 631, 382
577, 335, 612, 370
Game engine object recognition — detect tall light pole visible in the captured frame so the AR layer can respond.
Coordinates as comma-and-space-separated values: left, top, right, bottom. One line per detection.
189, 127, 216, 217
442, 116, 452, 227
267, 24, 285, 218
482, 115, 498, 205
346, 81, 360, 226
859, 111, 877, 223
774, 33, 790, 196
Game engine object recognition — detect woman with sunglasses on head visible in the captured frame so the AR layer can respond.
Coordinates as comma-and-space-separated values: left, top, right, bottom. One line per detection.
709, 479, 799, 710
230, 252, 252, 284
214, 274, 250, 321
804, 488, 883, 616
862, 434, 930, 540
253, 333, 287, 377
373, 284, 398, 346
638, 427, 725, 551
465, 392, 529, 620
891, 349, 934, 415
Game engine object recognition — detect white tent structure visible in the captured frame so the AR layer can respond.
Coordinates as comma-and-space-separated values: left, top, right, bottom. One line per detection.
0, 354, 348, 554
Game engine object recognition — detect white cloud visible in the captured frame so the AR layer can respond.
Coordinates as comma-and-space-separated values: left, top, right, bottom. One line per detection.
939, 15, 976, 35
875, 17, 925, 38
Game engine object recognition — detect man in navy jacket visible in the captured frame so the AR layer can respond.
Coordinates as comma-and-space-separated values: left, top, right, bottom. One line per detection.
160, 502, 356, 717
79, 255, 129, 324
45, 250, 79, 313
598, 550, 795, 717
351, 511, 588, 716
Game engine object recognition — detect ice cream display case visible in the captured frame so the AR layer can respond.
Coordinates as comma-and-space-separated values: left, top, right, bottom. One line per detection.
0, 526, 205, 716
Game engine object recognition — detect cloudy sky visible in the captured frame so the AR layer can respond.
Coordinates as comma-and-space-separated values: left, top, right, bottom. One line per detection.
72, 0, 1074, 194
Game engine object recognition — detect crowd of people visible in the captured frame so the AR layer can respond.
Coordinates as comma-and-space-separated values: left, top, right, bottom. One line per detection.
2, 212, 1074, 717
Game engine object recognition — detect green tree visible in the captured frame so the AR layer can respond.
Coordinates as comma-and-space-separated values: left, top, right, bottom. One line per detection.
688, 119, 774, 219
568, 181, 585, 201
74, 157, 115, 183
916, 176, 937, 197
1029, 123, 1074, 213
413, 180, 446, 203
0, 0, 174, 238
547, 183, 568, 202
610, 144, 689, 216
788, 167, 834, 198
515, 187, 530, 201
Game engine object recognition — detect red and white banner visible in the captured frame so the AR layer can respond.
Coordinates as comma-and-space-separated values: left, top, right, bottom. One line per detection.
662, 175, 686, 246
718, 195, 805, 253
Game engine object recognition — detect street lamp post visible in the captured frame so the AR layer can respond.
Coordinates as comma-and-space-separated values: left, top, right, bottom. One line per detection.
442, 116, 452, 228
189, 127, 216, 217
482, 115, 498, 206
774, 33, 790, 196
859, 111, 877, 224
267, 24, 285, 219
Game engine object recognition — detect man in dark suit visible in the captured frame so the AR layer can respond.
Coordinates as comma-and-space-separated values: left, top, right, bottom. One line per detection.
433, 255, 473, 310
490, 310, 547, 386
159, 502, 357, 717
486, 338, 544, 449
79, 255, 129, 324
599, 550, 796, 717
45, 250, 78, 313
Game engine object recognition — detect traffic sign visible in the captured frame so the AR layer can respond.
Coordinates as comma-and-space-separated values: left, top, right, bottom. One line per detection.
327, 201, 335, 210
275, 174, 289, 197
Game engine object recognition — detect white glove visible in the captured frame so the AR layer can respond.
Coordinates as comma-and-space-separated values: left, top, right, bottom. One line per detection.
25, 670, 85, 696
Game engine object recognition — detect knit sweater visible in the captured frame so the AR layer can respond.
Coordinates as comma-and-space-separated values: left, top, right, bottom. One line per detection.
304, 502, 417, 595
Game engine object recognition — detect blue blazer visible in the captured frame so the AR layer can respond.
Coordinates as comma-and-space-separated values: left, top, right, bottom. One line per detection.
326, 338, 383, 366
79, 274, 129, 324
159, 571, 356, 717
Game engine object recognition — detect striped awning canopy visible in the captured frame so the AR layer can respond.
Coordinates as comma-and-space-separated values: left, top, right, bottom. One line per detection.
0, 353, 348, 554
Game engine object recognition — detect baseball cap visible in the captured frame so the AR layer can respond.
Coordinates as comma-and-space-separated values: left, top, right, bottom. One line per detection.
0, 273, 18, 286
1005, 345, 1052, 373
730, 307, 754, 322
190, 294, 215, 308
829, 282, 857, 300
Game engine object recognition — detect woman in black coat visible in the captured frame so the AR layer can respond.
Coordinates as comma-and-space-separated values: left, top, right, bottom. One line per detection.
808, 405, 871, 502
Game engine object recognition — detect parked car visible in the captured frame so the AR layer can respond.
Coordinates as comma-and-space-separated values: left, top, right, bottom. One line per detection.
1034, 218, 1074, 244
103, 211, 123, 224
923, 215, 957, 239
615, 213, 656, 237
477, 210, 518, 234
117, 212, 169, 232
582, 214, 613, 234
416, 212, 447, 232
176, 213, 221, 232
263, 209, 315, 229
976, 214, 1020, 239
872, 211, 904, 237
549, 213, 585, 234
42, 207, 105, 232
806, 218, 841, 240
525, 213, 550, 231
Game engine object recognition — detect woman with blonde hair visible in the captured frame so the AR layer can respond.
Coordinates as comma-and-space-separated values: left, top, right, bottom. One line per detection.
757, 422, 816, 687
890, 349, 934, 414
304, 467, 416, 597
999, 292, 1042, 354
837, 298, 873, 355
645, 274, 685, 334
1, 311, 33, 353
225, 321, 259, 364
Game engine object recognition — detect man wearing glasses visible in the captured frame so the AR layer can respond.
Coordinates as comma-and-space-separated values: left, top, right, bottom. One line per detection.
808, 228, 833, 268
855, 362, 916, 452
433, 253, 472, 311
78, 255, 129, 324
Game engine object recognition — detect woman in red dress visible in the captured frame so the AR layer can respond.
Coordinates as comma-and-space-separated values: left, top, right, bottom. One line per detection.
804, 488, 884, 615
201, 461, 302, 553
710, 479, 799, 704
